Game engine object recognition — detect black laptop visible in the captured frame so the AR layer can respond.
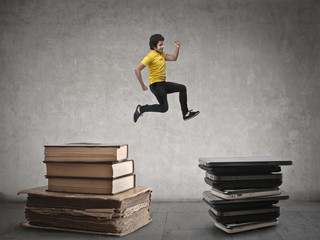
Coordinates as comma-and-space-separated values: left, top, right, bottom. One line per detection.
209, 205, 280, 217
208, 208, 280, 224
204, 177, 283, 190
199, 157, 293, 167
200, 157, 291, 189
198, 164, 282, 175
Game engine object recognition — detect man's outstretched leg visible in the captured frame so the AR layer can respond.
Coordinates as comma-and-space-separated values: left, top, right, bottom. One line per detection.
165, 82, 200, 121
134, 82, 169, 122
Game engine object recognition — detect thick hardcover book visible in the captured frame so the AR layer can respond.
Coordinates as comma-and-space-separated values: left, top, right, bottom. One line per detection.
24, 206, 151, 234
44, 143, 128, 162
44, 160, 134, 178
199, 157, 292, 167
46, 174, 136, 195
18, 186, 152, 213
18, 186, 153, 236
20, 218, 152, 237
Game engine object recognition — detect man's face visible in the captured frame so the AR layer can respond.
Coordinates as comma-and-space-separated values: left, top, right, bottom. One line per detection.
153, 41, 164, 53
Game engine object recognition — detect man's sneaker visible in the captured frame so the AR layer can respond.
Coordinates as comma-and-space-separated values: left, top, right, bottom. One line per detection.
183, 110, 200, 121
133, 105, 143, 122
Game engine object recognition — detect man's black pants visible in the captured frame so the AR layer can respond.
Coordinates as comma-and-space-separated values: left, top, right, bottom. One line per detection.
140, 81, 188, 116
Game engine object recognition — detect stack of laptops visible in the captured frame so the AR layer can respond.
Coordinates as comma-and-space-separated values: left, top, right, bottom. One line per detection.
199, 157, 292, 233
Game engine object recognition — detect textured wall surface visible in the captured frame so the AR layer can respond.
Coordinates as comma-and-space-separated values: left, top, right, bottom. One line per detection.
1, 0, 319, 201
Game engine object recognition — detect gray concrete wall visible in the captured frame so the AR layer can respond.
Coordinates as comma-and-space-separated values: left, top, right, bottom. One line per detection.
1, 0, 319, 201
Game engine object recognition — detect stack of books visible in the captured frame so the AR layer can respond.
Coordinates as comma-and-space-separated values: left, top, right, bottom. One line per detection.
18, 143, 152, 236
199, 157, 292, 234
44, 143, 134, 194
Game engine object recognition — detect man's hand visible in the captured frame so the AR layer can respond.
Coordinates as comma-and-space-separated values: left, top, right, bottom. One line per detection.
174, 40, 181, 48
142, 85, 148, 91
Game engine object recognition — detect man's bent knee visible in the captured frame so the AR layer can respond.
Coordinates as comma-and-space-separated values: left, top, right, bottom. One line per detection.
160, 104, 169, 113
180, 85, 187, 93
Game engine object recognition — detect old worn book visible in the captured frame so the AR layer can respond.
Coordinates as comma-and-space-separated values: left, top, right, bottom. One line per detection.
47, 174, 135, 195
20, 217, 151, 237
44, 143, 128, 162
24, 206, 150, 234
18, 186, 152, 213
18, 186, 152, 236
45, 160, 134, 178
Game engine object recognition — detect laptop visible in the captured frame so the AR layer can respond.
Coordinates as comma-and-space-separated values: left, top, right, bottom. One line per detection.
210, 187, 281, 200
203, 197, 279, 211
198, 164, 282, 175
208, 208, 279, 224
209, 205, 280, 217
199, 157, 293, 167
205, 172, 282, 181
203, 190, 289, 205
212, 218, 279, 234
204, 177, 282, 190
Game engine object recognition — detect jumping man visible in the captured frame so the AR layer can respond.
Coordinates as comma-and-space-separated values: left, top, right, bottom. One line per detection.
133, 34, 199, 122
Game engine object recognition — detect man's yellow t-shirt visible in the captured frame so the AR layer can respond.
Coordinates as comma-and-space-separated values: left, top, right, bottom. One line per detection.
141, 50, 167, 85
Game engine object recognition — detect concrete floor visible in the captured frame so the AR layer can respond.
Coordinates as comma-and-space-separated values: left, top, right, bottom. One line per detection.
1, 200, 320, 240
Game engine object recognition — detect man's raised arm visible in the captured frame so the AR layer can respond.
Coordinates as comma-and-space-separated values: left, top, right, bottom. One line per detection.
165, 40, 181, 61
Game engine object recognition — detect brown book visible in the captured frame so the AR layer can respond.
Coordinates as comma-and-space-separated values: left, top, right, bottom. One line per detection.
18, 186, 153, 236
44, 143, 128, 162
44, 160, 134, 178
23, 206, 151, 235
46, 174, 135, 195
18, 186, 152, 212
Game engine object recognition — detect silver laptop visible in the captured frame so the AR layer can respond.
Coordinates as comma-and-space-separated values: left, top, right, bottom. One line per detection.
203, 190, 289, 204
212, 218, 279, 234
210, 187, 281, 200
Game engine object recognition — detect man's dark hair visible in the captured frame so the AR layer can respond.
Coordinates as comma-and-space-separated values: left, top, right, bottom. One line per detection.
149, 34, 165, 50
